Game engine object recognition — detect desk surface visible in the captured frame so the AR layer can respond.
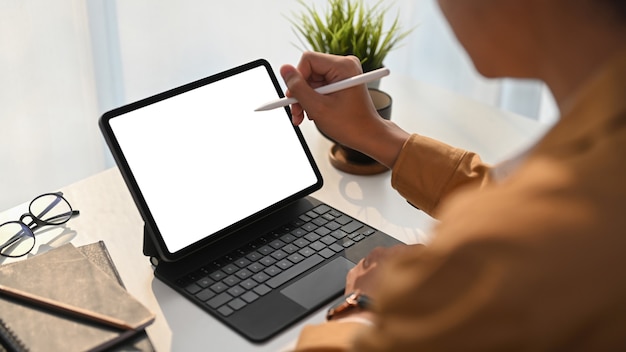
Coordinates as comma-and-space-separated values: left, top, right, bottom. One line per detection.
0, 75, 550, 351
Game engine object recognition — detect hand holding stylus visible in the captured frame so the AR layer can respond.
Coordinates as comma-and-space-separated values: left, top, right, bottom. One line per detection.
255, 67, 390, 111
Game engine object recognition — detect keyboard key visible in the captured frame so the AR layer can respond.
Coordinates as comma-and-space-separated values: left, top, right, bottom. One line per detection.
222, 264, 238, 275
353, 234, 365, 242
210, 282, 228, 293
304, 233, 320, 242
291, 228, 307, 237
299, 214, 312, 222
240, 279, 258, 290
342, 240, 355, 248
329, 243, 344, 253
228, 298, 247, 311
335, 215, 352, 225
209, 270, 226, 281
282, 244, 299, 254
258, 245, 273, 255
325, 221, 341, 231
266, 254, 324, 289
223, 275, 241, 287
312, 217, 328, 227
305, 211, 318, 219
234, 257, 251, 268
271, 250, 288, 260
235, 268, 253, 279
184, 283, 202, 294
315, 226, 331, 236
259, 256, 276, 266
362, 228, 375, 236
195, 288, 216, 302
246, 251, 262, 261
217, 306, 234, 317
342, 221, 364, 234
313, 204, 331, 214
253, 284, 271, 296
309, 241, 326, 251
302, 222, 318, 232
319, 248, 335, 259
241, 291, 259, 303
207, 292, 233, 309
269, 239, 286, 249
298, 247, 315, 257
195, 277, 214, 288
293, 238, 310, 248
247, 262, 265, 273
320, 235, 336, 245
276, 259, 293, 270
322, 213, 335, 221
280, 234, 296, 243
330, 230, 347, 239
252, 272, 270, 283
227, 285, 245, 297
264, 265, 282, 277
288, 253, 305, 263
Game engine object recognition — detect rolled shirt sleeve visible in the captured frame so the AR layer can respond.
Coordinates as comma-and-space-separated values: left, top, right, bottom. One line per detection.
391, 134, 493, 217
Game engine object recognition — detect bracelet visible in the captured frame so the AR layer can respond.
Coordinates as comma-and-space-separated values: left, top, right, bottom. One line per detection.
326, 291, 372, 321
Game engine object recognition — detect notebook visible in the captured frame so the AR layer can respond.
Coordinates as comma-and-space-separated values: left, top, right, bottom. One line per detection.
0, 243, 155, 352
98, 59, 402, 342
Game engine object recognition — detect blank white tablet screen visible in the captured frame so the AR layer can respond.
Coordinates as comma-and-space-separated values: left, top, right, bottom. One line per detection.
109, 66, 319, 253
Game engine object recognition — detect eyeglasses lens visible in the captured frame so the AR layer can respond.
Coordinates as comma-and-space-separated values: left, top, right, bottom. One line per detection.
0, 222, 34, 257
30, 193, 73, 225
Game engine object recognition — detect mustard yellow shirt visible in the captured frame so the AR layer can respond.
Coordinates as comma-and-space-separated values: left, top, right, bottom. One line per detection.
295, 51, 626, 351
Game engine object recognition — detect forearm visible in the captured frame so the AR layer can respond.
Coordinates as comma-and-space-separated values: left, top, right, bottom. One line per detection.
349, 119, 411, 169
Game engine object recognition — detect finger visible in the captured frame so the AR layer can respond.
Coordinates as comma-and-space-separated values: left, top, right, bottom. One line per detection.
362, 256, 371, 269
297, 52, 363, 84
290, 103, 305, 125
280, 64, 320, 111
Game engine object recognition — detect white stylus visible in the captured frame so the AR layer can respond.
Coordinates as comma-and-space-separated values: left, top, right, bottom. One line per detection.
254, 67, 390, 111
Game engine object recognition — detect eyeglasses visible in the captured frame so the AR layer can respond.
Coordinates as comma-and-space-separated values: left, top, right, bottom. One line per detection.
0, 192, 79, 258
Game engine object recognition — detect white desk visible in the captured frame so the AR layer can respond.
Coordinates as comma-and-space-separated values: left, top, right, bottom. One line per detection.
0, 76, 549, 351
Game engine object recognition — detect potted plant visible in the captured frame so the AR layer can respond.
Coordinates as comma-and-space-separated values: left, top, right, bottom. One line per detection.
290, 0, 413, 74
290, 0, 413, 174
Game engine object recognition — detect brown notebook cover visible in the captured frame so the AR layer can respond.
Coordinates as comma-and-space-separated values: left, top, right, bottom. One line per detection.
77, 241, 156, 352
0, 243, 155, 352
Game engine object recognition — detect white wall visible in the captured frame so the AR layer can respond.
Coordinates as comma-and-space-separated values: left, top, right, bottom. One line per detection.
0, 0, 554, 210
0, 0, 105, 210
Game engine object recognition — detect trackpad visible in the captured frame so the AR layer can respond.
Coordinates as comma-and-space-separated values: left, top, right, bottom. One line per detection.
281, 257, 355, 309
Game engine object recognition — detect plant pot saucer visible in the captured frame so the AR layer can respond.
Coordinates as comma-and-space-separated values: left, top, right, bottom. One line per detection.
329, 144, 388, 175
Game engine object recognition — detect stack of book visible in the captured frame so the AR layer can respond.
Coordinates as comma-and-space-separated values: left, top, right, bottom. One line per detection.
0, 242, 155, 352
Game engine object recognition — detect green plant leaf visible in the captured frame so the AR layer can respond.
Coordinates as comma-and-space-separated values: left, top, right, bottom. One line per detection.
290, 0, 414, 72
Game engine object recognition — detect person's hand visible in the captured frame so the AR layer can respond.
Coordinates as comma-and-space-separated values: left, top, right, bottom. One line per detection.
280, 52, 378, 149
326, 244, 421, 322
280, 52, 410, 168
345, 245, 414, 296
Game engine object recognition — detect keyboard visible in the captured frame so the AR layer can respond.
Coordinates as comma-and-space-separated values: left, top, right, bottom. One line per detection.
175, 204, 376, 318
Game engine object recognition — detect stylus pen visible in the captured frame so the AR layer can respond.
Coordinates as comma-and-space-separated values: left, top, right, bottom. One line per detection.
254, 67, 390, 111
